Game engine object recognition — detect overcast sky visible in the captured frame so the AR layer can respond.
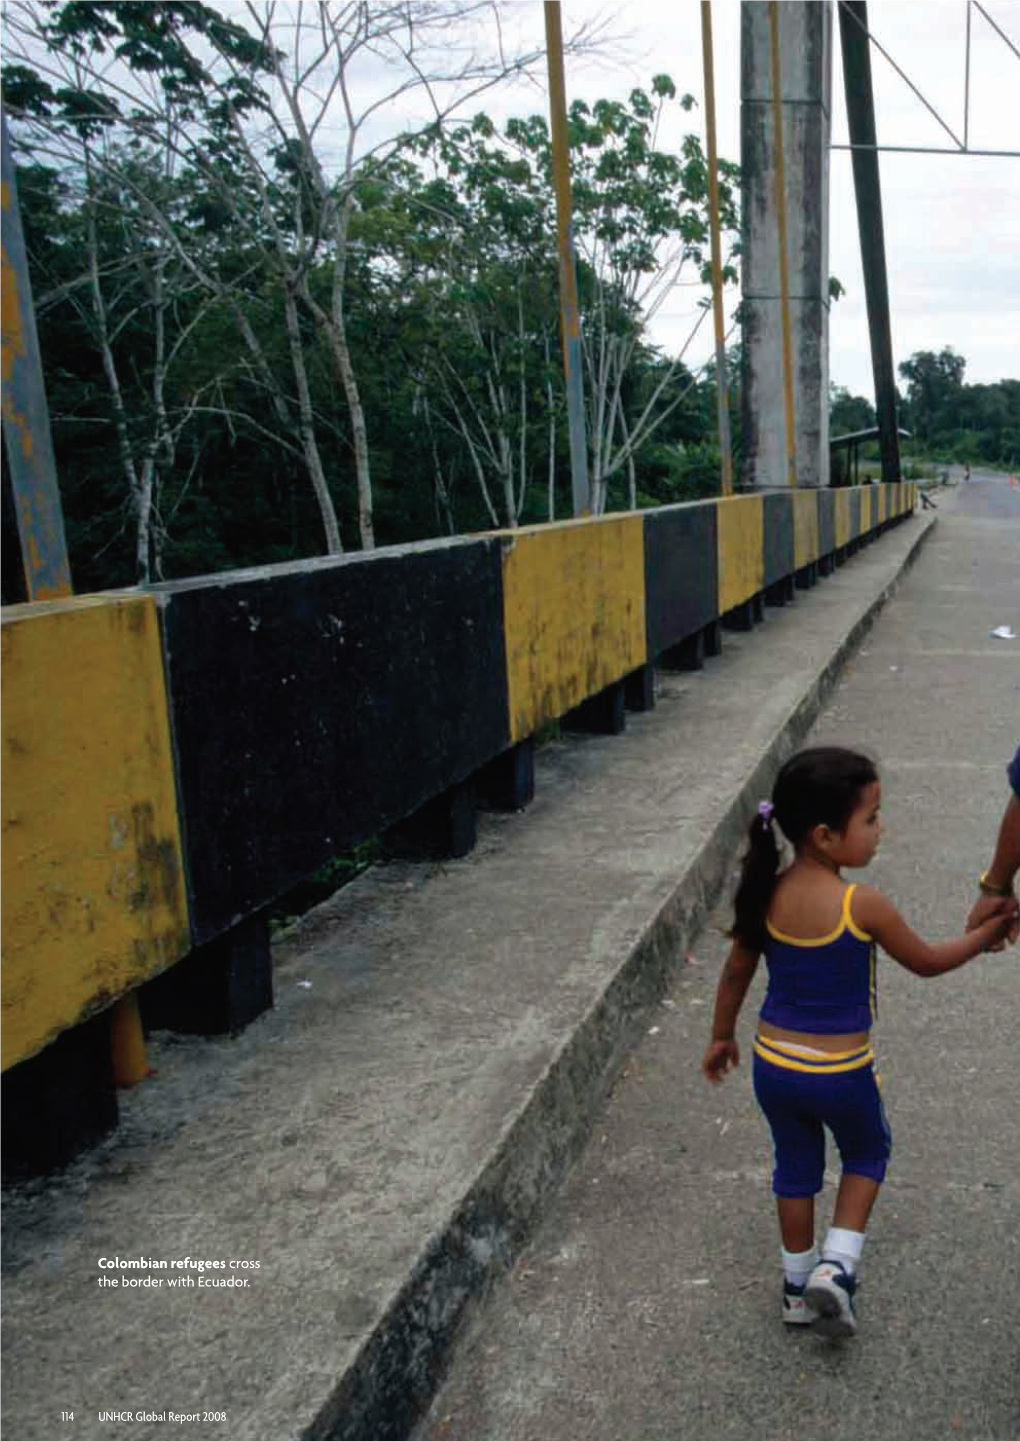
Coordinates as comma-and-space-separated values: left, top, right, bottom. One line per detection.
14, 0, 1016, 399
482, 0, 1020, 401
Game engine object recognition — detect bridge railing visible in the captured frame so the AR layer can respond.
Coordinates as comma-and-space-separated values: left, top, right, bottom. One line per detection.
0, 482, 915, 1173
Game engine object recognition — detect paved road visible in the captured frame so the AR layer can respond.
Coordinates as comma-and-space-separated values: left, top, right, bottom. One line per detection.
951, 470, 1020, 522
0, 501, 937, 1441
413, 488, 1020, 1441
3, 489, 1011, 1441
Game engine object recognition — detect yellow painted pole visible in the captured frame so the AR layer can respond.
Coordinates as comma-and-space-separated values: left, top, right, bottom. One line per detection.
768, 0, 797, 486
110, 998, 149, 1085
110, 992, 150, 1087
700, 0, 734, 496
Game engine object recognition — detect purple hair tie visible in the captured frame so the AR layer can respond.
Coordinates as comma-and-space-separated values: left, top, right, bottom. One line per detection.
757, 800, 775, 825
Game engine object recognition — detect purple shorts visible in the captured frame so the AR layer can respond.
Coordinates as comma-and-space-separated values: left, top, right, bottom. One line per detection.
753, 1035, 892, 1197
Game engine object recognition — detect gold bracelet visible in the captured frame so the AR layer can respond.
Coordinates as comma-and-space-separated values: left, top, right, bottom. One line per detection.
978, 871, 1014, 897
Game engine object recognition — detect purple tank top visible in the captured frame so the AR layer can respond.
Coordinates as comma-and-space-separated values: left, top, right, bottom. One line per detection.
759, 883, 876, 1034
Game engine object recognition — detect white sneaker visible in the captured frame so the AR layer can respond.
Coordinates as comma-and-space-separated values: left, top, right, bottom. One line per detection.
782, 1279, 813, 1326
804, 1259, 858, 1339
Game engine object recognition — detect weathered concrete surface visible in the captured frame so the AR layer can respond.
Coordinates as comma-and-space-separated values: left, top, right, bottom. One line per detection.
3, 501, 939, 1440
412, 475, 1020, 1441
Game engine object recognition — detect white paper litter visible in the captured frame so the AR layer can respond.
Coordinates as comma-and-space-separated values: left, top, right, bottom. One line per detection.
990, 625, 1017, 640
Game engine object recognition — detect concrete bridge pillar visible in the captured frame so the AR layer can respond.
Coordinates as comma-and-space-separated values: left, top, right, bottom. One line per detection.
740, 0, 832, 489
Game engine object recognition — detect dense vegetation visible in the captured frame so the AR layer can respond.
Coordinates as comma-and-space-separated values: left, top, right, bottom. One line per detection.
831, 349, 1019, 473
3, 3, 1015, 605
2, 0, 740, 598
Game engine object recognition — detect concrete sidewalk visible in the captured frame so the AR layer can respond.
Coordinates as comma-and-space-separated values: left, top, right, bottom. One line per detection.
411, 479, 1020, 1441
2, 496, 956, 1441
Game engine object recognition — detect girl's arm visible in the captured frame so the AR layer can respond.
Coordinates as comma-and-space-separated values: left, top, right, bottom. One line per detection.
852, 885, 1013, 977
702, 940, 760, 1082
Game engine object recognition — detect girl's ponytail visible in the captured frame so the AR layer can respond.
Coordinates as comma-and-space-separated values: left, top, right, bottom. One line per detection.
728, 803, 781, 953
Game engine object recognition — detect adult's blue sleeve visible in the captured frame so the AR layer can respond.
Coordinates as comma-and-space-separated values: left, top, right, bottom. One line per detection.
1008, 744, 1020, 800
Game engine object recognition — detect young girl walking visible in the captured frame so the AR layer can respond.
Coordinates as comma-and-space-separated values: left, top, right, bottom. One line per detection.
702, 746, 1014, 1339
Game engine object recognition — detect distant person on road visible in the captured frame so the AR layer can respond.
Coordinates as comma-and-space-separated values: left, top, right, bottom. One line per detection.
701, 747, 1014, 1340
964, 463, 971, 483
966, 744, 1020, 948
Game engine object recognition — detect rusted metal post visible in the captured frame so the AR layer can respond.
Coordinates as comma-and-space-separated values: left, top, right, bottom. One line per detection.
701, 1, 734, 496
544, 2, 590, 517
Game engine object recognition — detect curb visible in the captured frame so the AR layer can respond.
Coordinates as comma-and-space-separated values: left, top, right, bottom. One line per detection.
308, 512, 937, 1441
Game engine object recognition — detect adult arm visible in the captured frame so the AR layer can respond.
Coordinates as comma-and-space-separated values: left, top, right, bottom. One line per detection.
966, 786, 1020, 945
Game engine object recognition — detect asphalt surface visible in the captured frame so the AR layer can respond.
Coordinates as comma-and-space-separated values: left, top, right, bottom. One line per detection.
412, 475, 1020, 1441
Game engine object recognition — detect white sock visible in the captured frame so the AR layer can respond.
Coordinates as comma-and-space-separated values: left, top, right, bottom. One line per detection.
782, 1245, 818, 1288
822, 1226, 866, 1277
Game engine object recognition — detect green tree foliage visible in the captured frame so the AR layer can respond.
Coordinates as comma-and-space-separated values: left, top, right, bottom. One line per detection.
898, 347, 966, 445
898, 349, 1018, 466
829, 385, 875, 436
392, 78, 740, 522
5, 8, 740, 587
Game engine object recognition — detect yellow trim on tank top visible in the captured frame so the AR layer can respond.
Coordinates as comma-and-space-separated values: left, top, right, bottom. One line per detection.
765, 882, 873, 947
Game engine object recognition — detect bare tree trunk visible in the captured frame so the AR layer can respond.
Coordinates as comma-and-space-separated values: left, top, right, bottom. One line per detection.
137, 456, 157, 582
547, 390, 557, 522
619, 406, 637, 510
325, 308, 374, 549
328, 192, 374, 549
86, 195, 151, 582
543, 334, 557, 521
515, 286, 528, 522
284, 285, 343, 553
431, 439, 456, 536
499, 426, 516, 527
88, 167, 318, 520
227, 295, 295, 438
297, 263, 375, 550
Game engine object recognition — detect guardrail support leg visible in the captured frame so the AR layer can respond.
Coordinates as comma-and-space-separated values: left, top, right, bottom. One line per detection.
624, 664, 655, 712
722, 601, 755, 632
564, 679, 626, 735
385, 778, 477, 860
659, 631, 705, 671
142, 912, 273, 1037
704, 621, 723, 657
1, 1012, 118, 1180
477, 741, 535, 812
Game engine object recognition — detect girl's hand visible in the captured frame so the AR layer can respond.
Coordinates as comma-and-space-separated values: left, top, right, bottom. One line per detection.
979, 902, 1018, 951
968, 892, 1019, 951
702, 1039, 740, 1083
